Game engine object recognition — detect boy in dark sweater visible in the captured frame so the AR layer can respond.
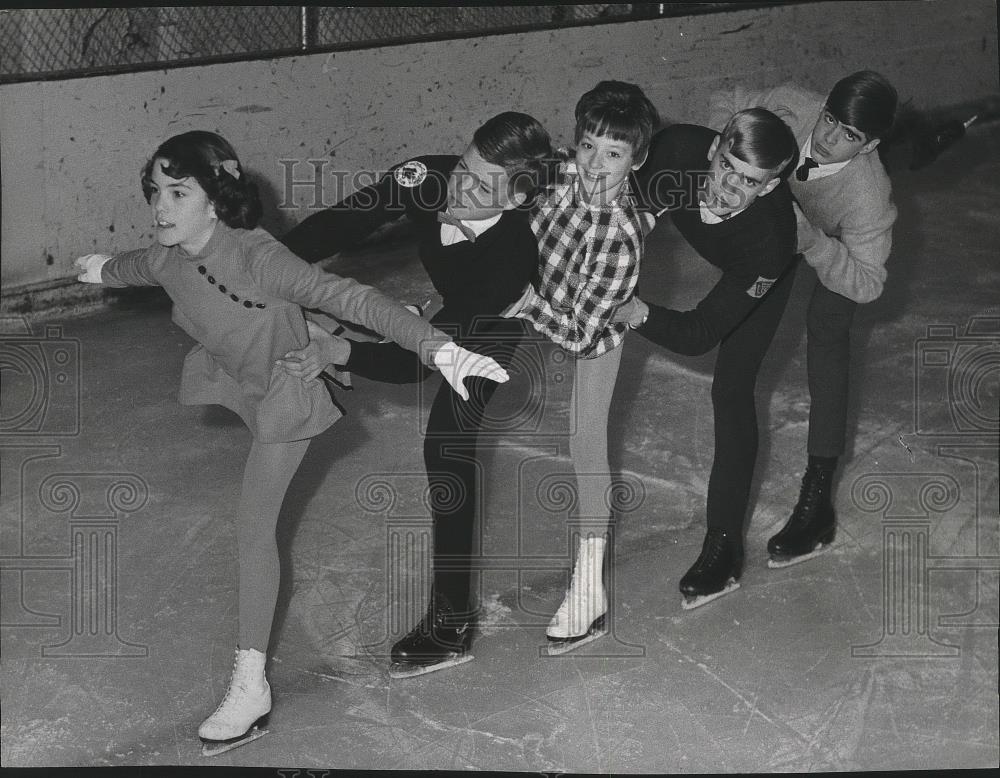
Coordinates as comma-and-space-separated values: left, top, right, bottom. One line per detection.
619, 109, 799, 608
277, 113, 552, 675
708, 71, 898, 568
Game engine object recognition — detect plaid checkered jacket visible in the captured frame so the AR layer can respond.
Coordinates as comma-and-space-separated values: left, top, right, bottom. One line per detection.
515, 163, 644, 359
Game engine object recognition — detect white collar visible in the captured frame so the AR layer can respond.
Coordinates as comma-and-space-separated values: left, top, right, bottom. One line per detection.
698, 199, 747, 224
799, 135, 851, 180
440, 212, 502, 245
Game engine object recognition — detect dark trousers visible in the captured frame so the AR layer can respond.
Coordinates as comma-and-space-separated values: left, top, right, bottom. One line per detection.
806, 279, 858, 458
707, 261, 798, 534
348, 319, 525, 618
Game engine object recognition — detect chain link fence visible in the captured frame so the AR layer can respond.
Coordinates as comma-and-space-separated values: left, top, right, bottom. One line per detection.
1, 4, 798, 84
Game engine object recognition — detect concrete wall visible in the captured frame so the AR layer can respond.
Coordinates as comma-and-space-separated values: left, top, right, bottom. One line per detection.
2, 0, 997, 291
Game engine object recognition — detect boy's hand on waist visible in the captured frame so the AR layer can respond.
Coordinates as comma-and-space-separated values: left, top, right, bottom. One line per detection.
276, 319, 351, 383
612, 296, 650, 329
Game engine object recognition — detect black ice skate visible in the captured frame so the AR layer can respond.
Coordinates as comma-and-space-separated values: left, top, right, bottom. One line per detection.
388, 593, 473, 679
679, 528, 743, 610
767, 464, 836, 569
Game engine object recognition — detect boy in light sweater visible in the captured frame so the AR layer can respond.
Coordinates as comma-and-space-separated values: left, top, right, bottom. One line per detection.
707, 70, 898, 567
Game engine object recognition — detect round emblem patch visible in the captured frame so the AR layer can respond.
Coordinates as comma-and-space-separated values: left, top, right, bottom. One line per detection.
394, 160, 427, 188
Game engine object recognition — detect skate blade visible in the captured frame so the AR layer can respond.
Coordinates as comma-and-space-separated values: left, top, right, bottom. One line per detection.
388, 653, 473, 679
767, 543, 832, 569
545, 618, 608, 656
681, 580, 740, 610
201, 725, 268, 757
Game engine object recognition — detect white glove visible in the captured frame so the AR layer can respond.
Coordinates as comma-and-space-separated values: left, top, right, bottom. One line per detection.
432, 341, 509, 401
74, 254, 112, 284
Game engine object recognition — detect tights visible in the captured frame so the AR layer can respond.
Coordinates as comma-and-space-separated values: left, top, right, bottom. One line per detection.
568, 344, 624, 536
237, 437, 311, 650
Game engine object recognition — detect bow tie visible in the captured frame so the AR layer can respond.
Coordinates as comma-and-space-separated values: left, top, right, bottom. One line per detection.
796, 157, 819, 181
437, 210, 477, 244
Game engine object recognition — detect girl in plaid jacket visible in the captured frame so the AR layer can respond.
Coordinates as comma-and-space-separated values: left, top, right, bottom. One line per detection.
506, 81, 659, 652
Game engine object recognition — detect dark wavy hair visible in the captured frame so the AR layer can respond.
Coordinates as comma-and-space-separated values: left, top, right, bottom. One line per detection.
140, 131, 262, 229
574, 80, 661, 161
826, 70, 898, 140
473, 111, 553, 203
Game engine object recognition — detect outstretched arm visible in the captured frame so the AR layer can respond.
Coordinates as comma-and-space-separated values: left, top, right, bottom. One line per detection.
75, 247, 161, 287
280, 156, 452, 263
279, 173, 402, 263
278, 319, 430, 385
253, 234, 508, 398
631, 251, 795, 357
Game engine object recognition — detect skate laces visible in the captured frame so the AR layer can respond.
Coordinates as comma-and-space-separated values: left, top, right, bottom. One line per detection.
555, 555, 605, 619
693, 530, 729, 571
211, 650, 264, 714
206, 656, 241, 717
795, 468, 832, 518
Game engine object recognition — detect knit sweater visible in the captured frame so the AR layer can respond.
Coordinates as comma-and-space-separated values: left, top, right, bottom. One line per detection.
708, 83, 897, 303
631, 124, 798, 355
101, 222, 448, 442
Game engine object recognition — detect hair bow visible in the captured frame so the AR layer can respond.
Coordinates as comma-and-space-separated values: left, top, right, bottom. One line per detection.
217, 159, 241, 179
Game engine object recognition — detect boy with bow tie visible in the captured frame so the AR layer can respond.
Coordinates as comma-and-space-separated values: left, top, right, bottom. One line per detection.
278, 112, 552, 677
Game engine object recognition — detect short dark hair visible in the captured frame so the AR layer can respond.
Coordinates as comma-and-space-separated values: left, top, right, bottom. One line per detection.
574, 80, 661, 160
473, 111, 553, 200
721, 108, 799, 177
141, 130, 262, 229
826, 70, 898, 140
